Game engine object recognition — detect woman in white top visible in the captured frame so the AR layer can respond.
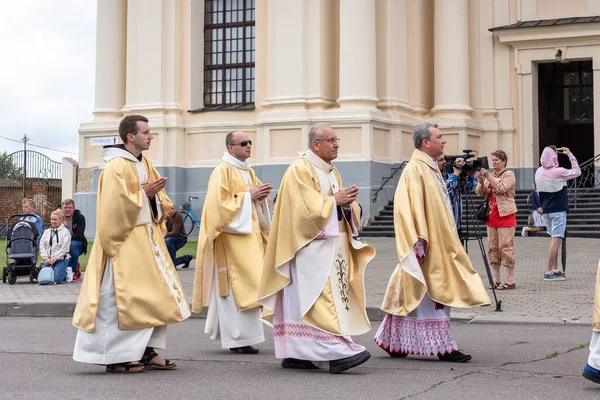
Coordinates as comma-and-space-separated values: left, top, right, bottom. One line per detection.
40, 209, 72, 284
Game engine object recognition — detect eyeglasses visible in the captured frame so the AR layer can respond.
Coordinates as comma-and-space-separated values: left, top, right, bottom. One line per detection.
231, 140, 252, 147
314, 138, 341, 144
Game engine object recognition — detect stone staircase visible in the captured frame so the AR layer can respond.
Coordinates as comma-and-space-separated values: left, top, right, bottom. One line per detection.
361, 189, 600, 238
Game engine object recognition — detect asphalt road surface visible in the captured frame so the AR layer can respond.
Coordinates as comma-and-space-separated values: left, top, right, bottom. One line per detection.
1, 318, 599, 399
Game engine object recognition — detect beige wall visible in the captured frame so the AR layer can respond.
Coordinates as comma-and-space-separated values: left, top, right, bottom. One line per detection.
335, 128, 363, 157
401, 131, 414, 159
79, 0, 600, 172
537, 0, 588, 19
372, 128, 392, 161
187, 131, 258, 165
269, 129, 302, 159
444, 134, 460, 156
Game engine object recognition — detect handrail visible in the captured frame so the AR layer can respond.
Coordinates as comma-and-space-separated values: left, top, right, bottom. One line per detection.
371, 161, 408, 203
567, 153, 600, 208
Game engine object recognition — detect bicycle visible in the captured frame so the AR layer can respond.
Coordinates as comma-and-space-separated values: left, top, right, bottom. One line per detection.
180, 196, 201, 235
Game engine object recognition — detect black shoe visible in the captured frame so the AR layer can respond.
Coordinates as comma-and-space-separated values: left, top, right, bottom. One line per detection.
383, 348, 408, 358
329, 350, 371, 374
182, 256, 192, 269
438, 350, 471, 363
281, 358, 319, 370
229, 346, 259, 354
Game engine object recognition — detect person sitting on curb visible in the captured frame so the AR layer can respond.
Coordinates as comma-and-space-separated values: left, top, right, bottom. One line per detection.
39, 209, 72, 284
61, 199, 88, 280
521, 191, 547, 237
165, 205, 192, 269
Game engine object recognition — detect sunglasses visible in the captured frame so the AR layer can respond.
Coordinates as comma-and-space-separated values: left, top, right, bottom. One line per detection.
231, 140, 252, 147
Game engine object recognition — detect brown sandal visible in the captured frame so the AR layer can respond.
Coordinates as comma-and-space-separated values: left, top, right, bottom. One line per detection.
488, 282, 501, 289
498, 282, 516, 290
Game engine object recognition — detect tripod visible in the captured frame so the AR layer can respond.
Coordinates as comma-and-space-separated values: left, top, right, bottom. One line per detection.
455, 173, 502, 312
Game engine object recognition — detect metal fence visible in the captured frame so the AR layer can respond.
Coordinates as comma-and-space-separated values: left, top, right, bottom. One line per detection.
0, 150, 61, 235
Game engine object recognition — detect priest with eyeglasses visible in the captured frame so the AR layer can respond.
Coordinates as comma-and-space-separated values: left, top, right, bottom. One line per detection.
259, 124, 374, 374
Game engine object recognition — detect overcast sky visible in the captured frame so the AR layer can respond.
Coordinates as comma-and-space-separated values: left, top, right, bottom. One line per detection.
0, 0, 96, 162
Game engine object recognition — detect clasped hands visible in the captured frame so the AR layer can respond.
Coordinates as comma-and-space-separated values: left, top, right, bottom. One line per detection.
334, 185, 359, 207
250, 183, 273, 201
143, 177, 168, 198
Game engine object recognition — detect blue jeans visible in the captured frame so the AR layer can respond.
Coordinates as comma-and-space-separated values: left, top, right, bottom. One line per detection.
52, 259, 69, 284
165, 236, 188, 266
68, 241, 84, 274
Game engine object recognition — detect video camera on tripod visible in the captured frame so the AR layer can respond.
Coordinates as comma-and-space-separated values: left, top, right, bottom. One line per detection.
443, 149, 502, 312
443, 149, 489, 177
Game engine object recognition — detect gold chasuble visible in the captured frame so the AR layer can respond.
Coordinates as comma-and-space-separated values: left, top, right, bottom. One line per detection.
593, 260, 600, 332
73, 147, 190, 332
381, 149, 490, 316
192, 154, 269, 313
258, 150, 375, 336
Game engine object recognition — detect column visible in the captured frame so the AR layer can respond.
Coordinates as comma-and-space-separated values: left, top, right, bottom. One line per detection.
517, 62, 535, 168
377, 0, 410, 113
432, 0, 473, 117
162, 0, 182, 112
124, 0, 164, 111
407, 0, 434, 115
304, 0, 336, 109
337, 0, 378, 109
93, 0, 127, 118
262, 0, 306, 108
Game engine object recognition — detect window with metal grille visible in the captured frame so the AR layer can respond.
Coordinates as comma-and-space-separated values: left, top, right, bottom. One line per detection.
201, 0, 255, 110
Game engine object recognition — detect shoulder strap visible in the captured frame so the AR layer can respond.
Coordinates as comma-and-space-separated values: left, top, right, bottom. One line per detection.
486, 169, 508, 198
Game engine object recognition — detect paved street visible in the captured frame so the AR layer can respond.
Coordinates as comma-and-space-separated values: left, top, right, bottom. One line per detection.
1, 317, 599, 399
2, 236, 599, 325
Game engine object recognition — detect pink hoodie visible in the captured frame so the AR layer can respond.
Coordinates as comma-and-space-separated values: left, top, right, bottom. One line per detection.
535, 147, 581, 181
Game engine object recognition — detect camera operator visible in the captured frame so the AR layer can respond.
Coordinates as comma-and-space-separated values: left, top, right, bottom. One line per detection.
444, 158, 478, 232
436, 154, 447, 177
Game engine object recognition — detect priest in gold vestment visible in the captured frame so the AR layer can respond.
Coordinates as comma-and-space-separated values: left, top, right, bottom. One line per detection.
259, 125, 374, 374
375, 123, 490, 363
192, 131, 272, 354
583, 260, 600, 384
72, 115, 190, 373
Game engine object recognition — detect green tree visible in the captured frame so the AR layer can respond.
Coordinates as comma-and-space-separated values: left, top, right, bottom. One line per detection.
0, 152, 23, 179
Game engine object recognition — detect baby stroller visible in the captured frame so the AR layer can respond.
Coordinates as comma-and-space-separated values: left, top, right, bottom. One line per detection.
2, 214, 41, 285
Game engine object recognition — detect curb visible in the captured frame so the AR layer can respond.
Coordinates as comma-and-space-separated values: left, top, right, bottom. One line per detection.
0, 303, 592, 326
0, 302, 76, 317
